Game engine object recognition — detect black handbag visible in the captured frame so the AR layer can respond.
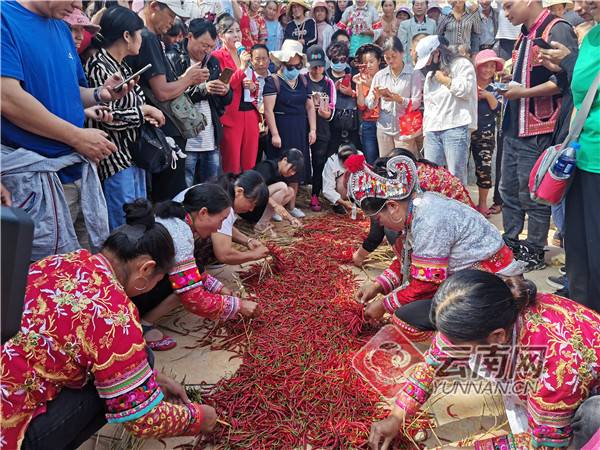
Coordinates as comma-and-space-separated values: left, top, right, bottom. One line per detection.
332, 108, 358, 132
132, 123, 173, 173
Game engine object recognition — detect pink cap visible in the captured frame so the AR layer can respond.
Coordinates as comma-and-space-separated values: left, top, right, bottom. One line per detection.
474, 49, 504, 71
63, 9, 100, 34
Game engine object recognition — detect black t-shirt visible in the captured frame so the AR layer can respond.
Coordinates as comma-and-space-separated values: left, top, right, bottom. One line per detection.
326, 68, 356, 110
126, 28, 180, 137
253, 159, 282, 185
307, 76, 332, 142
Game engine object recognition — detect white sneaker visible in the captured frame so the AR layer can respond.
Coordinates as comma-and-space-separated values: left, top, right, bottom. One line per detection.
272, 214, 283, 222
289, 208, 305, 218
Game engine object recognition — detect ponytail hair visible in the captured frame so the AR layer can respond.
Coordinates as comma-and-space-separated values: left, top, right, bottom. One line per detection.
430, 270, 536, 342
155, 184, 231, 220
102, 199, 175, 274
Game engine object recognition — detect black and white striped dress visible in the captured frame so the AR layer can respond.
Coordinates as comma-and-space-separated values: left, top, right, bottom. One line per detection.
84, 48, 145, 181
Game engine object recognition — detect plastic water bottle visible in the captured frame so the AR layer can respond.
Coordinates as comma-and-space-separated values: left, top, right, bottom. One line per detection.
551, 142, 579, 179
236, 42, 254, 103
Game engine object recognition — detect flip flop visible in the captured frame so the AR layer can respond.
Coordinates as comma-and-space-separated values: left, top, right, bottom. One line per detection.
476, 206, 491, 217
146, 335, 177, 351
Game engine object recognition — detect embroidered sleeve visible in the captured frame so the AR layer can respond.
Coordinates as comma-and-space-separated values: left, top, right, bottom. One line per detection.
382, 279, 439, 314
90, 288, 205, 438
170, 259, 240, 321
395, 333, 453, 416
157, 217, 241, 321
376, 238, 404, 294
202, 273, 224, 294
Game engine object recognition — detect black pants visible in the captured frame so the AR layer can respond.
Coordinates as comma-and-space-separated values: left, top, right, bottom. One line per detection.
394, 299, 436, 331
497, 39, 516, 61
328, 128, 360, 157
493, 126, 504, 206
150, 136, 187, 202
22, 350, 155, 450
311, 138, 330, 196
565, 169, 600, 312
362, 218, 399, 252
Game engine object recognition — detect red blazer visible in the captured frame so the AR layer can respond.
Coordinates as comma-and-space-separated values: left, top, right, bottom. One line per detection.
212, 47, 259, 128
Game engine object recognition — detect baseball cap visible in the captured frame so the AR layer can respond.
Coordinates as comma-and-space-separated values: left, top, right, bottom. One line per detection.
413, 34, 440, 71
306, 45, 326, 68
160, 0, 191, 18
63, 9, 100, 33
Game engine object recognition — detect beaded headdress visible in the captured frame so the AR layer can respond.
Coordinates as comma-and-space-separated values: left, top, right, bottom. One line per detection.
345, 154, 419, 207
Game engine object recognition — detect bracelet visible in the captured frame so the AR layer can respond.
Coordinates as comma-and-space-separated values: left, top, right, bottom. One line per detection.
93, 87, 104, 104
247, 238, 256, 247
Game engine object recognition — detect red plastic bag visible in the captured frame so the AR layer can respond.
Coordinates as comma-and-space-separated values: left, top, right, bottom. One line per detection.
399, 100, 423, 136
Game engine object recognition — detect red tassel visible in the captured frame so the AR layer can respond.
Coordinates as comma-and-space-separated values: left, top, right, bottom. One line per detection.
344, 154, 365, 173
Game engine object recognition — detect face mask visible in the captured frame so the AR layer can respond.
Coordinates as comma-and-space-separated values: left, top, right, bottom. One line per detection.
282, 66, 300, 81
331, 61, 348, 72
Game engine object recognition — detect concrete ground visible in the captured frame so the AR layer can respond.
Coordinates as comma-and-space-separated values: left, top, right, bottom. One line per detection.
79, 185, 565, 450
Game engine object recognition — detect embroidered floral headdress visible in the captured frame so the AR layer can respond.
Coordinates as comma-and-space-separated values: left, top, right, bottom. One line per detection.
344, 154, 419, 207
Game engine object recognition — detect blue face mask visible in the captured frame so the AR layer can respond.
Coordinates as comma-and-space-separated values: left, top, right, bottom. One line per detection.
331, 61, 348, 72
282, 66, 300, 81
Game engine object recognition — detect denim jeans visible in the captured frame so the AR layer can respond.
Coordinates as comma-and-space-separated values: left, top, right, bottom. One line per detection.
185, 150, 221, 186
102, 166, 146, 231
499, 134, 551, 250
424, 125, 470, 185
359, 120, 378, 164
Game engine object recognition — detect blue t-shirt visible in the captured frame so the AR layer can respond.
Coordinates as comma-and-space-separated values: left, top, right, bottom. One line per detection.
1, 1, 87, 182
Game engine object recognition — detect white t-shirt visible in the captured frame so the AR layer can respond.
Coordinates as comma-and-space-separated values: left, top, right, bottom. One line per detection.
174, 186, 237, 237
217, 209, 237, 237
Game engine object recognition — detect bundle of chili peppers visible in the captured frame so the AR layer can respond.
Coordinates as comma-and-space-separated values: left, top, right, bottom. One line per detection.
198, 215, 429, 449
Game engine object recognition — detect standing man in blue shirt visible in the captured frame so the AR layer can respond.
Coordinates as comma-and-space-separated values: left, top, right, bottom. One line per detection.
1, 0, 135, 256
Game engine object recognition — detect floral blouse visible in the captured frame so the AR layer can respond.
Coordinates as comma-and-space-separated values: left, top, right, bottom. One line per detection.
395, 294, 600, 448
0, 250, 204, 449
156, 216, 240, 321
377, 189, 518, 316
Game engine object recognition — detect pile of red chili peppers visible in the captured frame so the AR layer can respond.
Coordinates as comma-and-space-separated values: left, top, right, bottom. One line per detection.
198, 215, 424, 449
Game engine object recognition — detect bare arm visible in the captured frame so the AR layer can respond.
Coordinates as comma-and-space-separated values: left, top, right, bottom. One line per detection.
231, 0, 243, 21
1, 77, 116, 162
306, 98, 316, 132
263, 95, 279, 137
211, 231, 267, 264
148, 74, 191, 102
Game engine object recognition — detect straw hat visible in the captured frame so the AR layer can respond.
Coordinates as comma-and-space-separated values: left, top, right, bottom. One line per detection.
287, 0, 311, 17
543, 0, 573, 6
270, 39, 308, 66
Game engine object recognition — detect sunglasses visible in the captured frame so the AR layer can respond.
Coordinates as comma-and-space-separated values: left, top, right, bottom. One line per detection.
284, 62, 304, 70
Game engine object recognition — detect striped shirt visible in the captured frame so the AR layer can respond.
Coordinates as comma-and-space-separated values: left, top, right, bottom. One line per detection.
84, 48, 145, 181
437, 10, 481, 50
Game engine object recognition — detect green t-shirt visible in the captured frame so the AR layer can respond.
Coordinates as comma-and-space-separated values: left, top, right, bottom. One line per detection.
572, 24, 600, 173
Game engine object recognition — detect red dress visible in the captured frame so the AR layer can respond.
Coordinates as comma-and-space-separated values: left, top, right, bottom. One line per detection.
0, 250, 205, 449
213, 46, 260, 173
395, 294, 600, 448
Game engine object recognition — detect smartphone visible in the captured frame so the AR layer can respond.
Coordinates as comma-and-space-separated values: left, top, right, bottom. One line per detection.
113, 63, 152, 92
493, 82, 509, 92
533, 37, 553, 50
219, 68, 234, 84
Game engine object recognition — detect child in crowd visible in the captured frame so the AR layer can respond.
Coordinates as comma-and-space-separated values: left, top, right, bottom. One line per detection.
263, 0, 283, 51
306, 45, 337, 211
327, 41, 360, 154
471, 49, 503, 216
284, 0, 317, 52
354, 43, 383, 163
336, 0, 379, 56
322, 144, 360, 214
313, 0, 335, 51
245, 149, 306, 234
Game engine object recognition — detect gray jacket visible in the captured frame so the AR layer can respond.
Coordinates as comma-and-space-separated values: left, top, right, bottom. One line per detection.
1, 146, 109, 261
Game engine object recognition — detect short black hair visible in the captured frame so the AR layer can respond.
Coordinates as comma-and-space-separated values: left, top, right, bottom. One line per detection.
250, 43, 270, 56
167, 17, 187, 36
355, 43, 383, 64
189, 18, 217, 40
327, 40, 350, 59
381, 0, 396, 8
331, 29, 350, 43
